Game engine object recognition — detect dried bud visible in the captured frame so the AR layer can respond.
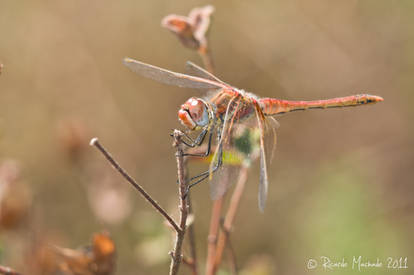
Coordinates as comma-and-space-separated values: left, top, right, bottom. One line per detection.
54, 232, 116, 275
92, 232, 116, 275
162, 5, 214, 50
92, 232, 116, 260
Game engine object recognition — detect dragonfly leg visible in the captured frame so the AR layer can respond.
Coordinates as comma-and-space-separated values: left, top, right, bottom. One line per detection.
181, 128, 208, 148
184, 141, 223, 195
175, 129, 212, 186
183, 131, 213, 157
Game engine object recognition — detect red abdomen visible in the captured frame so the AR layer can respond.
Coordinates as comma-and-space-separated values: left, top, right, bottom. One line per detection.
259, 94, 383, 115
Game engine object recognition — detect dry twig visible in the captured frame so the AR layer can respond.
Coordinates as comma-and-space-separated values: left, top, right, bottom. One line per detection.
91, 136, 191, 275
186, 192, 199, 275
90, 138, 180, 232
214, 165, 249, 272
169, 130, 189, 275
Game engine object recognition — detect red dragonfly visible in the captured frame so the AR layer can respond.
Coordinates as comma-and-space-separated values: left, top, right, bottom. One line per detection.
123, 57, 383, 211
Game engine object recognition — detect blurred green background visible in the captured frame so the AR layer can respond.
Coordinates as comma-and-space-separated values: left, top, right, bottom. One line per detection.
0, 0, 413, 274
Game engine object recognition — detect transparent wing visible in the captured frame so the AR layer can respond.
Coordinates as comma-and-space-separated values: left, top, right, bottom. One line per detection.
209, 96, 244, 200
265, 116, 279, 164
255, 105, 269, 213
208, 153, 238, 201
185, 61, 228, 85
123, 57, 226, 90
208, 99, 275, 210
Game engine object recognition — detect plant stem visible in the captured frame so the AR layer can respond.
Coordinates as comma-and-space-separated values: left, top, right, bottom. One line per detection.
198, 45, 214, 74
214, 165, 249, 272
225, 234, 238, 275
187, 193, 199, 275
169, 130, 189, 275
205, 196, 224, 275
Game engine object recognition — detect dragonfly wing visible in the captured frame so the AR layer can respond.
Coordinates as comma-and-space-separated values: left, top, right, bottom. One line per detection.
208, 96, 239, 200
255, 106, 269, 212
265, 116, 279, 164
185, 61, 228, 85
258, 144, 269, 212
123, 57, 226, 90
209, 166, 235, 200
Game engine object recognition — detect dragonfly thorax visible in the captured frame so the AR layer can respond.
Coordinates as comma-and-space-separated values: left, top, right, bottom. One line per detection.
178, 97, 210, 130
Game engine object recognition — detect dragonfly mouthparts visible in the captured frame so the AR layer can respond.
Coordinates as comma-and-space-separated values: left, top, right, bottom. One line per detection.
178, 109, 197, 130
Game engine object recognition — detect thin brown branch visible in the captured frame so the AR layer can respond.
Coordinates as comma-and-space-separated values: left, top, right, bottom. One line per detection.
225, 231, 238, 275
0, 265, 22, 275
186, 192, 199, 275
181, 143, 198, 274
214, 165, 249, 272
169, 130, 189, 275
205, 196, 224, 275
198, 46, 214, 74
89, 137, 180, 233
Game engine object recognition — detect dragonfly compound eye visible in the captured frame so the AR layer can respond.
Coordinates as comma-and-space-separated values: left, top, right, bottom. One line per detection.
178, 97, 209, 130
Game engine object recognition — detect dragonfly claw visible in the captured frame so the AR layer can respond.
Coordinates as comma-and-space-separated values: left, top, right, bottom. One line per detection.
182, 186, 190, 200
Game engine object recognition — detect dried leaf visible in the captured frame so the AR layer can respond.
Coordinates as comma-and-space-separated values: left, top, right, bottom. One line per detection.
162, 5, 215, 50
54, 232, 116, 275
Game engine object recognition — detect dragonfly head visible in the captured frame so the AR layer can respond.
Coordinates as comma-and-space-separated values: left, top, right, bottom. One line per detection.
178, 97, 210, 130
